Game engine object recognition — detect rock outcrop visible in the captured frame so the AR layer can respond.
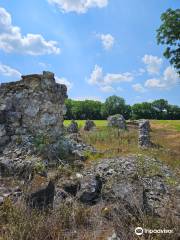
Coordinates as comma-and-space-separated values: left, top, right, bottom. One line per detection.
107, 114, 126, 129
77, 174, 102, 204
0, 71, 67, 151
75, 155, 179, 219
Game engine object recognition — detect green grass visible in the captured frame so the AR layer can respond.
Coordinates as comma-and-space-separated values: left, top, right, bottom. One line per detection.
64, 120, 180, 131
64, 120, 107, 127
151, 120, 180, 131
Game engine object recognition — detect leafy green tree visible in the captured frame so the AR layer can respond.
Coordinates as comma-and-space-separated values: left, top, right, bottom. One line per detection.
65, 97, 180, 120
65, 99, 103, 120
167, 104, 180, 119
152, 99, 169, 119
132, 102, 155, 119
102, 95, 126, 118
157, 8, 180, 74
64, 99, 74, 119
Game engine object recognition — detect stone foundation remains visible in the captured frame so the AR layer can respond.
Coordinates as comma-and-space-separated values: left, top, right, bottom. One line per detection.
0, 71, 67, 151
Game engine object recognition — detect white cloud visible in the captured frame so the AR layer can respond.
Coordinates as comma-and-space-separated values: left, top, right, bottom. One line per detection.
98, 33, 114, 50
88, 65, 104, 86
163, 66, 179, 86
144, 66, 179, 89
74, 96, 103, 101
55, 76, 73, 90
100, 85, 115, 93
48, 0, 108, 13
144, 78, 165, 89
104, 72, 133, 84
88, 65, 134, 92
0, 63, 21, 79
0, 7, 60, 55
132, 83, 146, 93
88, 65, 133, 86
142, 54, 162, 75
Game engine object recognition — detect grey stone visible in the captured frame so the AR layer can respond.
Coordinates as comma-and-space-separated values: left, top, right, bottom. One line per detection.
77, 174, 102, 205
67, 120, 78, 133
0, 71, 67, 147
62, 179, 80, 196
138, 120, 151, 148
108, 232, 120, 240
0, 124, 6, 137
107, 114, 126, 129
81, 156, 179, 218
84, 120, 96, 131
0, 71, 68, 175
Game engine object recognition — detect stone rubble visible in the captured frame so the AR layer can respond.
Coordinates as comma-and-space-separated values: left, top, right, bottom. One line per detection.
75, 155, 179, 219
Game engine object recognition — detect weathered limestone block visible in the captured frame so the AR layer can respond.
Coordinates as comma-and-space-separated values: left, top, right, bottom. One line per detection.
67, 120, 78, 133
77, 174, 102, 205
138, 119, 151, 148
0, 71, 67, 148
84, 120, 96, 131
107, 114, 126, 129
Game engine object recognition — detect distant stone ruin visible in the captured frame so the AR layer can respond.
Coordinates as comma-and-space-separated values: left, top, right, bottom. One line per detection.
84, 120, 96, 131
138, 119, 151, 148
67, 120, 78, 133
0, 71, 67, 151
107, 114, 126, 129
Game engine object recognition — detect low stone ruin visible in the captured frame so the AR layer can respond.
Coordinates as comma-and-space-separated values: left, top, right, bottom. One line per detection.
0, 71, 67, 151
138, 119, 151, 148
107, 114, 126, 129
84, 120, 96, 131
67, 120, 78, 133
0, 71, 67, 177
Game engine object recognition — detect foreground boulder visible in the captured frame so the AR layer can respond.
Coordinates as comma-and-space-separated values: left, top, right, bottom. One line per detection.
80, 155, 180, 219
107, 114, 126, 129
77, 174, 102, 204
84, 120, 96, 131
26, 180, 55, 210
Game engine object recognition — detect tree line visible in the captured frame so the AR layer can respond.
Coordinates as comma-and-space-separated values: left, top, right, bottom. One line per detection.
65, 96, 180, 120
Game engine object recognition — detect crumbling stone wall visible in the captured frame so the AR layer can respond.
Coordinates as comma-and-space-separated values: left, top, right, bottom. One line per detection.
0, 71, 67, 150
138, 119, 151, 148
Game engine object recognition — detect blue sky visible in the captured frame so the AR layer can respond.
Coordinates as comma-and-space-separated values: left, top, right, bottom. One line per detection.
0, 0, 179, 105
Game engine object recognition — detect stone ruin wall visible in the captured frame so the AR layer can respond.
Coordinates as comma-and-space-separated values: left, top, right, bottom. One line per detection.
0, 71, 67, 151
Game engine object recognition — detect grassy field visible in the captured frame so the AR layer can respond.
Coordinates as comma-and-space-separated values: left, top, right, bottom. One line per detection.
64, 119, 180, 131
151, 120, 180, 131
65, 120, 180, 169
64, 120, 107, 127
